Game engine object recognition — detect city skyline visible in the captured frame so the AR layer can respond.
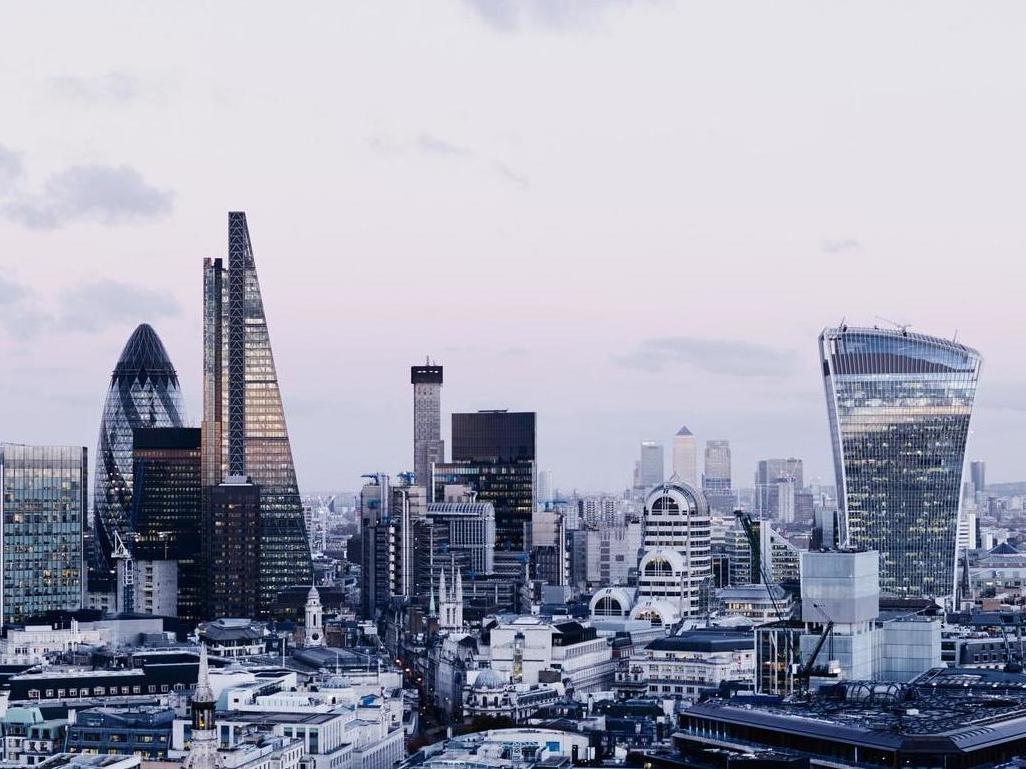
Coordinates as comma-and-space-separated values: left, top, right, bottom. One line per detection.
3, 2, 1025, 492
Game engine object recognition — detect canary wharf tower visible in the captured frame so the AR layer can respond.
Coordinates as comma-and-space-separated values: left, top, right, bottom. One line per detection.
819, 326, 981, 599
203, 212, 312, 612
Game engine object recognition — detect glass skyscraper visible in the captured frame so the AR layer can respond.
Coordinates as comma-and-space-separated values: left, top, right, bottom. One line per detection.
132, 427, 203, 621
203, 211, 312, 612
819, 326, 982, 598
92, 323, 186, 589
1, 444, 87, 624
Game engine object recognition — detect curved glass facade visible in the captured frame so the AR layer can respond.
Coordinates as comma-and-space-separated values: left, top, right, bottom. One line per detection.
93, 324, 186, 585
819, 327, 981, 598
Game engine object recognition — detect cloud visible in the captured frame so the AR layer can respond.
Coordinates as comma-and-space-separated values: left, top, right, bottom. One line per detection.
57, 279, 180, 333
0, 275, 26, 306
493, 161, 530, 189
3, 163, 173, 230
821, 238, 863, 254
366, 135, 405, 156
0, 145, 23, 192
49, 73, 141, 104
417, 133, 473, 159
366, 132, 530, 189
461, 0, 642, 32
0, 276, 50, 337
614, 336, 798, 377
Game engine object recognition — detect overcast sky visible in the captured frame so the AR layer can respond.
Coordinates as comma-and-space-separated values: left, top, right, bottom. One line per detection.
2, 1, 1026, 494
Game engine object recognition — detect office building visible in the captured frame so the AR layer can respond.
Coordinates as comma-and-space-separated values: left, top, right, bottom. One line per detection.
671, 426, 698, 486
638, 441, 664, 491
206, 477, 261, 619
452, 410, 535, 463
970, 460, 986, 495
702, 439, 734, 512
636, 481, 711, 619
754, 457, 804, 517
819, 326, 981, 597
359, 475, 426, 618
537, 469, 553, 506
702, 440, 731, 490
411, 362, 444, 491
203, 212, 312, 613
131, 427, 203, 621
440, 410, 536, 551
0, 444, 87, 625
92, 323, 186, 592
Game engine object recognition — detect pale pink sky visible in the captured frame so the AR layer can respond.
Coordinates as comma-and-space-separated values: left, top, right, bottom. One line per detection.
2, 1, 1025, 493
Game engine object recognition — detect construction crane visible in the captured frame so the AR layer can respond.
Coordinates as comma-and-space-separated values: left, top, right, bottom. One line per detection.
735, 509, 836, 695
734, 510, 787, 622
111, 530, 134, 614
796, 602, 835, 693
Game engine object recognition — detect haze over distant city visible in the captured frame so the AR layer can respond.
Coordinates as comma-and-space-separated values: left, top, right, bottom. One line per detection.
2, 1, 1026, 492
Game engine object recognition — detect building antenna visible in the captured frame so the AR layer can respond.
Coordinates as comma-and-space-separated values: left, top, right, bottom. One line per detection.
874, 315, 911, 335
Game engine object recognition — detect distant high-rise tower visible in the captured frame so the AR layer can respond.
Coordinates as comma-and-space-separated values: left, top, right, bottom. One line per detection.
92, 323, 186, 591
412, 361, 444, 493
1, 444, 87, 625
754, 458, 804, 517
702, 439, 734, 513
203, 212, 312, 613
820, 326, 981, 598
703, 440, 731, 490
672, 426, 698, 486
638, 441, 664, 489
970, 460, 986, 495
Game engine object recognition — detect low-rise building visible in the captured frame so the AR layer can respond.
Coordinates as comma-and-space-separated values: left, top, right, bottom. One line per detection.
486, 617, 614, 694
463, 669, 562, 723
615, 629, 754, 702
64, 705, 174, 760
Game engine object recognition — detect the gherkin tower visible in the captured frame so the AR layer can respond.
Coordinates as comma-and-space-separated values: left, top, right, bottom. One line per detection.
203, 211, 312, 613
92, 324, 186, 589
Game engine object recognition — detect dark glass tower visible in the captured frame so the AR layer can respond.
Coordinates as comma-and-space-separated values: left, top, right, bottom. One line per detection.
451, 410, 536, 463
820, 326, 982, 598
92, 324, 186, 590
132, 427, 203, 621
203, 212, 312, 613
440, 410, 537, 552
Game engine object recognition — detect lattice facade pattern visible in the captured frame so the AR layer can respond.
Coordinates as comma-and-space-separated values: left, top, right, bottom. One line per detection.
92, 324, 186, 586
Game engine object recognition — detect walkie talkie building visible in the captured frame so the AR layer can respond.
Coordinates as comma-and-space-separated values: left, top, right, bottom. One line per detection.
203, 212, 312, 613
819, 326, 981, 598
92, 323, 186, 589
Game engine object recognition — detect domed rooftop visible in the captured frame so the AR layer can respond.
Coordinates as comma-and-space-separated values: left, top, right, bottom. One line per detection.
472, 668, 506, 690
111, 323, 179, 386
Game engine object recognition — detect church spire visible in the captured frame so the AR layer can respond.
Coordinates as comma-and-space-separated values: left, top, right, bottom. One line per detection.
185, 643, 222, 769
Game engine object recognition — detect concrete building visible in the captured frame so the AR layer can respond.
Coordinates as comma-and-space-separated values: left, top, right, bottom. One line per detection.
486, 616, 615, 694
615, 629, 754, 702
412, 362, 444, 492
637, 483, 711, 618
